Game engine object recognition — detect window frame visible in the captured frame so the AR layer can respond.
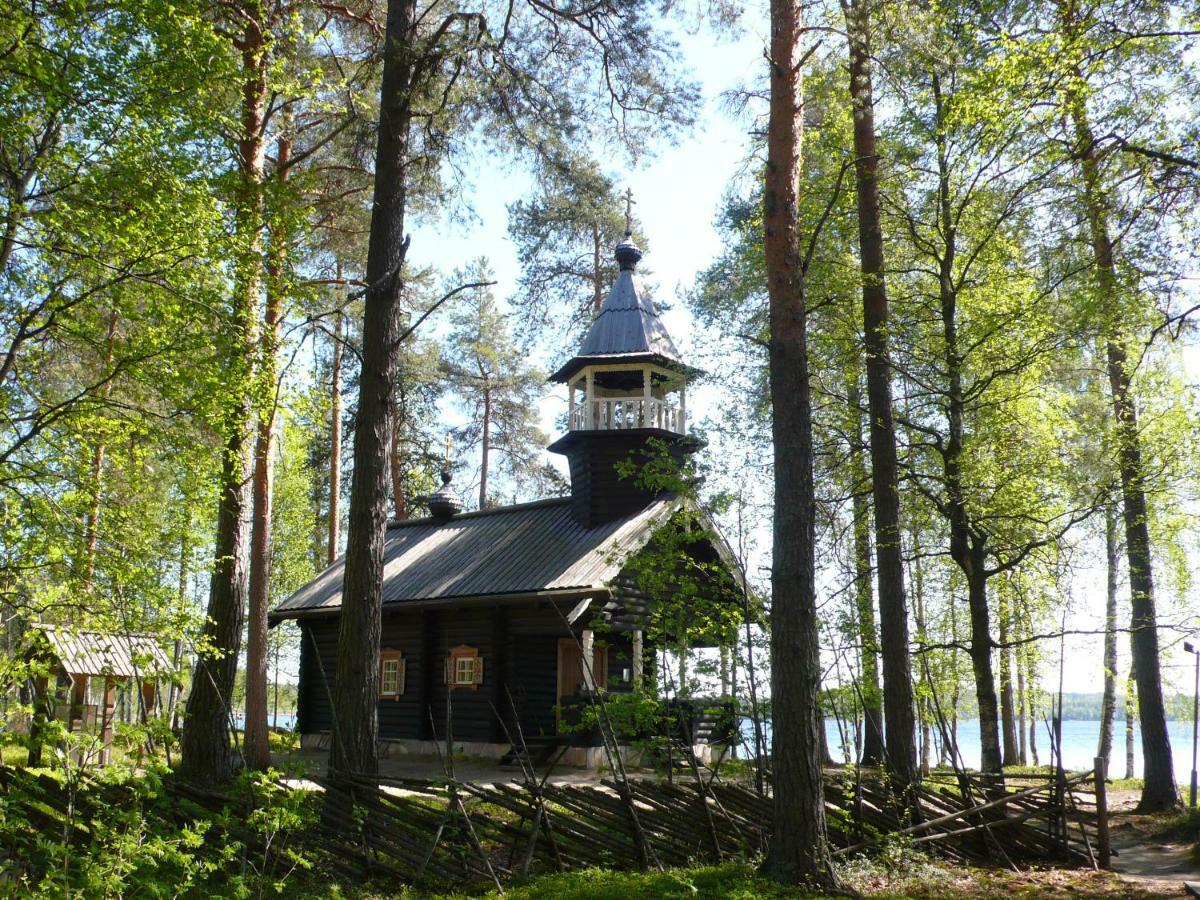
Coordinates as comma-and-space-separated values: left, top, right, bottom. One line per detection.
446, 644, 483, 691
378, 649, 405, 699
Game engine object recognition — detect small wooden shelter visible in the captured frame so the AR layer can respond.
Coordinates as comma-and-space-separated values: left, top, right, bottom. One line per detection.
26, 625, 173, 765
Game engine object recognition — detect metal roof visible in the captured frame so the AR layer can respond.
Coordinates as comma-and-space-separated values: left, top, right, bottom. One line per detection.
37, 626, 174, 678
270, 496, 681, 622
551, 256, 697, 383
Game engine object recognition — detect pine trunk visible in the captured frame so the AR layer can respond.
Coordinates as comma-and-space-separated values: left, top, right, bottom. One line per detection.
592, 223, 603, 314
845, 0, 916, 797
759, 0, 836, 883
330, 0, 416, 779
179, 15, 266, 784
479, 384, 491, 508
848, 378, 884, 766
328, 311, 343, 564
245, 124, 291, 772
1098, 496, 1120, 765
389, 396, 406, 520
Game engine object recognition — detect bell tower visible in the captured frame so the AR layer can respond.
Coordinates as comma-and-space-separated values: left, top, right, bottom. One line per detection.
547, 230, 701, 526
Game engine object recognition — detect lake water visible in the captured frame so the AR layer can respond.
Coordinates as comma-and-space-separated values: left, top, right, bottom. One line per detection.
740, 718, 1200, 782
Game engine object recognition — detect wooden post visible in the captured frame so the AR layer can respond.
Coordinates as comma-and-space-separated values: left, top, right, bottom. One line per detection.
632, 630, 644, 688
28, 675, 49, 766
642, 366, 651, 427
1094, 756, 1111, 869
585, 370, 595, 429
100, 676, 117, 765
69, 674, 88, 732
581, 630, 596, 691
141, 681, 156, 725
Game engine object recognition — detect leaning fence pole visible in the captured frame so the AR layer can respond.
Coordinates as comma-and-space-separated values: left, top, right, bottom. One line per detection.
1093, 756, 1111, 869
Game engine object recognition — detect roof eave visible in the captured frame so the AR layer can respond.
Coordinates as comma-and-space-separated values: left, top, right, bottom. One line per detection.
269, 585, 614, 625
550, 353, 704, 384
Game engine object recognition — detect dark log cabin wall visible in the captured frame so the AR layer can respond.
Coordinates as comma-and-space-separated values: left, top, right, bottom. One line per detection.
296, 602, 634, 745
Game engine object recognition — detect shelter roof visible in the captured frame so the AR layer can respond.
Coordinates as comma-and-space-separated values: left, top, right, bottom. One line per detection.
36, 626, 174, 678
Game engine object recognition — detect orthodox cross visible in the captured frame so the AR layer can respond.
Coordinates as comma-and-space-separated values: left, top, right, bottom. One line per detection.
624, 187, 635, 235
444, 432, 453, 469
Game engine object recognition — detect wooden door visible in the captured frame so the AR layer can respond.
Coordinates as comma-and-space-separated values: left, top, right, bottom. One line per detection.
556, 639, 608, 730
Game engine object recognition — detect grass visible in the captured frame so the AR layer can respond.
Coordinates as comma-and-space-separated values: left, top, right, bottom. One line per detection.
291, 859, 1167, 899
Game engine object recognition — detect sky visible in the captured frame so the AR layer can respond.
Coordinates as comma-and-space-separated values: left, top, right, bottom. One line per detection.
378, 16, 1200, 698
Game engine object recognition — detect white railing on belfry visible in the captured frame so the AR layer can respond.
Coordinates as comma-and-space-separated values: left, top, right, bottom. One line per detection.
569, 398, 683, 433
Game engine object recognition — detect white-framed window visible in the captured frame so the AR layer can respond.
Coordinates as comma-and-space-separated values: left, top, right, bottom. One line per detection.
378, 649, 405, 699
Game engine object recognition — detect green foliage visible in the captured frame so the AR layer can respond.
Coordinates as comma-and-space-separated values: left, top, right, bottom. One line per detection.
614, 440, 745, 681
0, 762, 322, 898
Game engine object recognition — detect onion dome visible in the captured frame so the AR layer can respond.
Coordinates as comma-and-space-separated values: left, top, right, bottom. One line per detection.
614, 231, 643, 271
427, 471, 462, 521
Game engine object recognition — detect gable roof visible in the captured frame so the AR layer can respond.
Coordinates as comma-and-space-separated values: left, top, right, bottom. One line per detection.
269, 496, 682, 622
550, 268, 698, 383
36, 626, 174, 678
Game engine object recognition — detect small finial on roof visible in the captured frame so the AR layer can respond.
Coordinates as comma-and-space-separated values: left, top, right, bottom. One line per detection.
615, 189, 642, 272
428, 438, 462, 521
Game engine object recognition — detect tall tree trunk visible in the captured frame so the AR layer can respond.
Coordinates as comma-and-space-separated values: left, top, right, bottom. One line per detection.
179, 14, 267, 784
330, 0, 416, 779
933, 70, 1002, 779
592, 223, 603, 314
965, 565, 1003, 777
998, 587, 1018, 767
328, 310, 343, 563
479, 382, 491, 508
1098, 496, 1120, 765
848, 377, 884, 766
844, 0, 916, 797
1125, 668, 1136, 780
1016, 645, 1028, 766
911, 536, 931, 776
245, 123, 291, 771
1027, 660, 1039, 767
389, 396, 407, 520
82, 312, 118, 589
1067, 82, 1177, 812
759, 0, 836, 884
168, 526, 190, 726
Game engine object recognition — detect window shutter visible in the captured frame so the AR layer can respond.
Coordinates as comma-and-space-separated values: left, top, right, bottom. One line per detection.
443, 657, 450, 685
398, 658, 407, 695
473, 656, 484, 686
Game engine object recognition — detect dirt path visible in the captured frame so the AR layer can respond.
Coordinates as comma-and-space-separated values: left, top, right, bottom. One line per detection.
1106, 791, 1200, 897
